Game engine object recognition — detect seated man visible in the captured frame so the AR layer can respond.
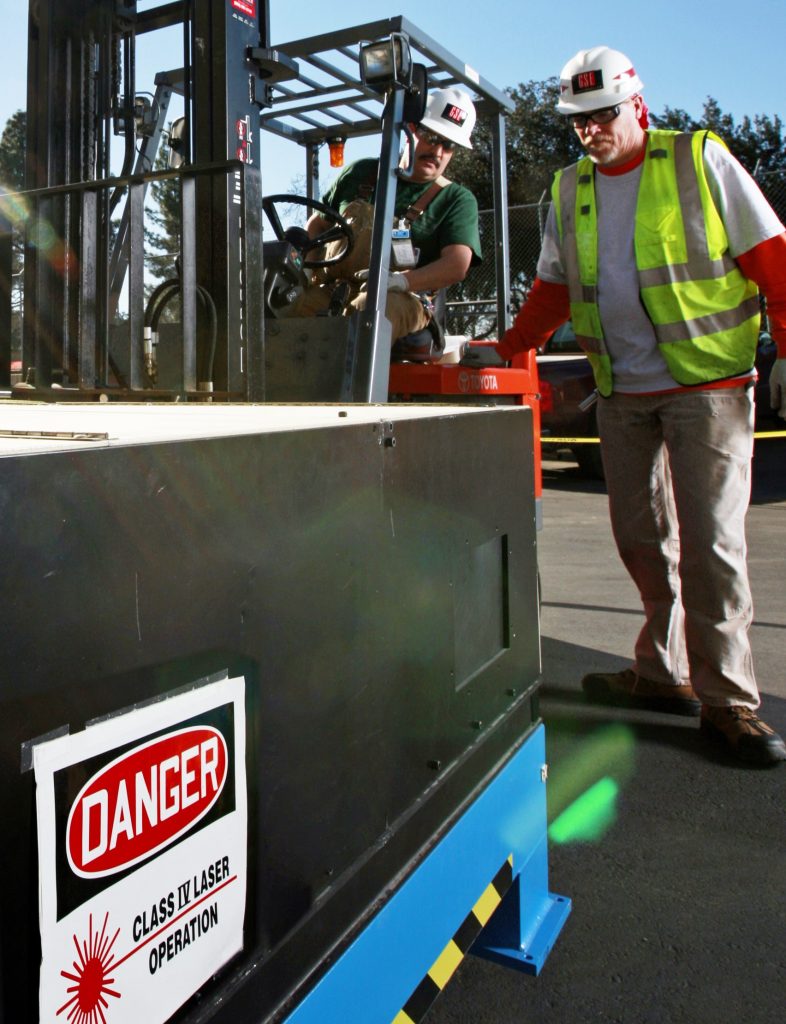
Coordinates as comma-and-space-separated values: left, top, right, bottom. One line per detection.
293, 87, 482, 356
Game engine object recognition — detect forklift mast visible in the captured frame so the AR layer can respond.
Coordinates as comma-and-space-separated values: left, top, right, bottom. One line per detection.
3, 3, 514, 405
19, 0, 272, 399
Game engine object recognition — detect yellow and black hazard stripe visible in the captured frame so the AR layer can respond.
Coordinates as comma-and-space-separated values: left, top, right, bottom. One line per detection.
391, 856, 514, 1024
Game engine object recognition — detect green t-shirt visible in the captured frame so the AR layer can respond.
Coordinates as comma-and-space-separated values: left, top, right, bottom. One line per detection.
322, 158, 482, 268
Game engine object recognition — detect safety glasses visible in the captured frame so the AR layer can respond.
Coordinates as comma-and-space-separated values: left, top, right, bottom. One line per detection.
571, 104, 622, 129
416, 126, 455, 151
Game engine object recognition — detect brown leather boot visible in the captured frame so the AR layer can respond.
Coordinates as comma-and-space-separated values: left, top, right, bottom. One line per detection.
701, 705, 786, 765
581, 667, 701, 716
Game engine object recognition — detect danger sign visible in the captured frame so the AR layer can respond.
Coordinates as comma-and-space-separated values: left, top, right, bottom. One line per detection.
34, 675, 247, 1024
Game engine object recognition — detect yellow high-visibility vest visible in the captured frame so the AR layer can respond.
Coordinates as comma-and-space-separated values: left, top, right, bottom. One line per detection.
552, 129, 760, 396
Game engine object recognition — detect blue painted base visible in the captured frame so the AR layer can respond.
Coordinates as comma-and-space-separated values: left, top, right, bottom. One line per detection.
284, 724, 570, 1023
472, 882, 572, 976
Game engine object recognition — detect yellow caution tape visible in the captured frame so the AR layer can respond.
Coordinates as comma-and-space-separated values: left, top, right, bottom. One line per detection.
543, 430, 786, 444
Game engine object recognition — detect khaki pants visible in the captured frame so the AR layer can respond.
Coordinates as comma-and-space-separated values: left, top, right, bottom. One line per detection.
288, 278, 429, 339
597, 386, 758, 708
286, 199, 430, 341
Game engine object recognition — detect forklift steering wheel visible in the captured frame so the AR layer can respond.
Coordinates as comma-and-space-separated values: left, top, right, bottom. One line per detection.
262, 194, 354, 269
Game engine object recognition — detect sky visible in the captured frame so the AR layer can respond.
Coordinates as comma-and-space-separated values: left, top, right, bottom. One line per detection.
1, 0, 784, 197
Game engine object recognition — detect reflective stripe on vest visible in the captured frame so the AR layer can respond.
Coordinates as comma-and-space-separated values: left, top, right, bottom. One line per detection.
552, 129, 760, 396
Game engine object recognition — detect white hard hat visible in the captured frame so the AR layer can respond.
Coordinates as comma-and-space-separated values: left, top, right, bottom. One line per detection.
556, 46, 644, 114
419, 86, 476, 149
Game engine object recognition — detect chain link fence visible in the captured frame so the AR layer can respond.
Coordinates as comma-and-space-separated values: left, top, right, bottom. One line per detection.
446, 168, 786, 341
446, 197, 550, 339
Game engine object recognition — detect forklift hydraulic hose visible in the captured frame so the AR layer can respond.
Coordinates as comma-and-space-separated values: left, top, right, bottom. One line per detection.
110, 30, 139, 215
145, 279, 218, 384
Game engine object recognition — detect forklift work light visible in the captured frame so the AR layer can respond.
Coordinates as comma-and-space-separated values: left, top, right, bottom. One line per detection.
359, 33, 412, 91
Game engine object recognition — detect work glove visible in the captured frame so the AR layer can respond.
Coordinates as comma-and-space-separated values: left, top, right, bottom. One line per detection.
770, 357, 786, 419
355, 269, 410, 292
460, 345, 507, 368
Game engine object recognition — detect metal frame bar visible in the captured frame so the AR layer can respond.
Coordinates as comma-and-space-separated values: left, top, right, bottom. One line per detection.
342, 88, 404, 403
261, 16, 513, 147
108, 76, 176, 320
180, 173, 197, 392
491, 112, 512, 335
0, 210, 11, 387
78, 191, 97, 388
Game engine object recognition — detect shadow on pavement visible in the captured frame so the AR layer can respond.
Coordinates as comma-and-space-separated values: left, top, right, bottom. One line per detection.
429, 646, 786, 1024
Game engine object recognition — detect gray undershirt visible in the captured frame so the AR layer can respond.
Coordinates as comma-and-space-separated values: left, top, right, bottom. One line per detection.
594, 165, 674, 392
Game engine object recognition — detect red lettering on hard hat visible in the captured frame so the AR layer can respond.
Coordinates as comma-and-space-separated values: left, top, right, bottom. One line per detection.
441, 103, 467, 126
572, 70, 604, 94
66, 727, 228, 878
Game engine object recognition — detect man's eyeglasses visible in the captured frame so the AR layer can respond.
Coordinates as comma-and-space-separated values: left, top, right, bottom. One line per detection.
571, 104, 622, 129
416, 126, 455, 151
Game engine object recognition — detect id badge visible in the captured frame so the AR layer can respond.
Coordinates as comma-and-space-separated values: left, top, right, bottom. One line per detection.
391, 224, 418, 269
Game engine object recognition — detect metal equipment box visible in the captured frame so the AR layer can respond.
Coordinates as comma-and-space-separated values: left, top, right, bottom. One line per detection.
0, 402, 566, 1023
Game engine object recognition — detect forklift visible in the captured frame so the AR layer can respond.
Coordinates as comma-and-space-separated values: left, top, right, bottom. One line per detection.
0, 3, 568, 1022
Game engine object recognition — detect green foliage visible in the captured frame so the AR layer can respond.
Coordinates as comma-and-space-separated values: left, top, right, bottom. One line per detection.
0, 109, 26, 191
0, 110, 27, 353
447, 79, 584, 330
146, 147, 181, 283
650, 98, 786, 174
450, 78, 584, 208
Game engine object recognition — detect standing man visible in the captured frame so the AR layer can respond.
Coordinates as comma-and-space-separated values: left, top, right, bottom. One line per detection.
296, 87, 482, 354
497, 46, 786, 765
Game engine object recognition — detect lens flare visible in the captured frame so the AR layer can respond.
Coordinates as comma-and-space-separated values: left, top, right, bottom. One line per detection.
549, 775, 619, 844
546, 723, 635, 844
0, 187, 31, 228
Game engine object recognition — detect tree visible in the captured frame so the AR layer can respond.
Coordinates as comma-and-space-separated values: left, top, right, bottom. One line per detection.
0, 110, 26, 191
450, 78, 584, 209
0, 110, 27, 356
650, 98, 786, 175
146, 147, 181, 284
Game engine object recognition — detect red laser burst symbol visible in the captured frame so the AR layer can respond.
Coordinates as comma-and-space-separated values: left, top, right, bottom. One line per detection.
57, 912, 122, 1023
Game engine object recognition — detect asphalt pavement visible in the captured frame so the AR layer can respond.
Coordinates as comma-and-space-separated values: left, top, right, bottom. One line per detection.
428, 435, 786, 1024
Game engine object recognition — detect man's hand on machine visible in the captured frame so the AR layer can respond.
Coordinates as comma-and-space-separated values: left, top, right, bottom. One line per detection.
355, 269, 410, 292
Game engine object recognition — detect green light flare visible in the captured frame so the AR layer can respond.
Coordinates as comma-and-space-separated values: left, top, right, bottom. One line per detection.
548, 776, 619, 844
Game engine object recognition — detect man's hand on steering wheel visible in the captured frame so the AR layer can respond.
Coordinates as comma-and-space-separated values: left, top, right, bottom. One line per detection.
262, 194, 354, 269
